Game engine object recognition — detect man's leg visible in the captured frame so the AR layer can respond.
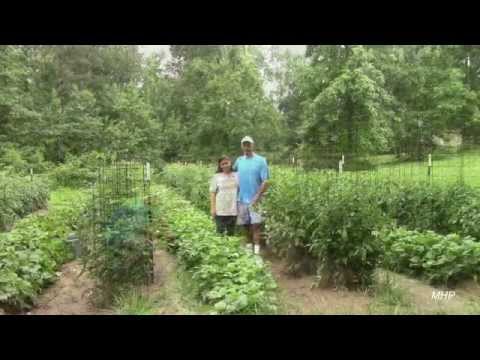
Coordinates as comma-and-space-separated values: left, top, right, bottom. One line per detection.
252, 224, 262, 245
252, 224, 262, 254
238, 203, 253, 249
244, 225, 253, 244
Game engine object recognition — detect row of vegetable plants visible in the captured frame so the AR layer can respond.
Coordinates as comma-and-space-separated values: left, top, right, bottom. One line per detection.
0, 188, 88, 312
160, 164, 480, 288
0, 171, 49, 231
150, 184, 278, 314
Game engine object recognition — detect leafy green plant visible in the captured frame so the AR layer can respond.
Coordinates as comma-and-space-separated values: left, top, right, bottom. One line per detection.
160, 163, 213, 214
80, 203, 153, 304
376, 181, 480, 240
0, 188, 88, 311
160, 163, 480, 289
0, 172, 49, 231
306, 178, 387, 289
48, 152, 109, 189
444, 185, 480, 240
151, 184, 278, 315
381, 227, 480, 286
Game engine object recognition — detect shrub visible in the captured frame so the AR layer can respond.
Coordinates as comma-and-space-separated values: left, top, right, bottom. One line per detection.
0, 146, 53, 175
49, 151, 109, 188
0, 172, 49, 231
262, 168, 328, 275
261, 168, 388, 288
307, 179, 388, 289
443, 185, 480, 241
381, 227, 480, 286
378, 181, 480, 240
160, 163, 213, 214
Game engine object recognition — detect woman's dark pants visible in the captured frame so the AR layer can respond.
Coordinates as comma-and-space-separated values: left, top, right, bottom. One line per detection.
215, 216, 237, 236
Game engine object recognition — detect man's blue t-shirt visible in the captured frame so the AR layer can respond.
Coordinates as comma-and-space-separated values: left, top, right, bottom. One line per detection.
233, 153, 269, 205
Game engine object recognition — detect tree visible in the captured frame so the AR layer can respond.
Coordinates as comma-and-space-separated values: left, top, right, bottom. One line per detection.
163, 46, 282, 161
298, 46, 395, 161
168, 45, 225, 76
374, 45, 480, 157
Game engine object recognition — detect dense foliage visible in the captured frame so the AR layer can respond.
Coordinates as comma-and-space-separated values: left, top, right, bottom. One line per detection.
80, 203, 153, 301
152, 184, 278, 314
263, 169, 388, 288
2, 45, 480, 170
381, 227, 480, 285
48, 152, 110, 188
161, 163, 480, 288
0, 188, 88, 311
0, 172, 49, 231
374, 181, 480, 240
160, 163, 213, 214
161, 164, 386, 288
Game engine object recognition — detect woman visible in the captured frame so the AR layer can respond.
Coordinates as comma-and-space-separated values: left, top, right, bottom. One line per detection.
209, 155, 239, 236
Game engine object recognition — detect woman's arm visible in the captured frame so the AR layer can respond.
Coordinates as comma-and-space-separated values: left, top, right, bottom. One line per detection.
209, 176, 217, 219
210, 192, 217, 219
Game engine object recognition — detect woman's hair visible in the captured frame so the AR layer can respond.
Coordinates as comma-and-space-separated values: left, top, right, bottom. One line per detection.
216, 155, 232, 173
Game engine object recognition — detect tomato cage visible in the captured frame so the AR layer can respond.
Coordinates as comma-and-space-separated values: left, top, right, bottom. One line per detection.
81, 161, 154, 291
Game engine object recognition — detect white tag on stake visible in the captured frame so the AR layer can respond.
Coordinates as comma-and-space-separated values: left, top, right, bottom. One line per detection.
146, 162, 151, 181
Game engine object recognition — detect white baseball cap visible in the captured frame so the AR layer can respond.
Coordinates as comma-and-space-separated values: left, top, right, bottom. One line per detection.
241, 136, 254, 144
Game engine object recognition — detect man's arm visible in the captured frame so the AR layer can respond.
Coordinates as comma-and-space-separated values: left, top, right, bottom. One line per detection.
251, 181, 269, 206
251, 159, 270, 206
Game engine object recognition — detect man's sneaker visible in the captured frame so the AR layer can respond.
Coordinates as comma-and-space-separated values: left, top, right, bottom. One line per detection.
254, 244, 261, 255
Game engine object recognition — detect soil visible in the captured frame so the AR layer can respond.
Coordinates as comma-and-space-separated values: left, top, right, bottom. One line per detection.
149, 249, 199, 315
11, 236, 480, 315
264, 253, 480, 315
264, 254, 371, 315
27, 249, 193, 315
30, 261, 113, 315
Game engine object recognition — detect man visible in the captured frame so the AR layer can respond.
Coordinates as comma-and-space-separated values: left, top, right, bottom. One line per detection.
233, 136, 269, 256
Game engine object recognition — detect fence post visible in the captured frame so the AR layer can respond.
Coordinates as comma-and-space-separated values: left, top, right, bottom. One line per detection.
145, 162, 151, 182
460, 149, 465, 186
30, 168, 34, 213
427, 153, 432, 183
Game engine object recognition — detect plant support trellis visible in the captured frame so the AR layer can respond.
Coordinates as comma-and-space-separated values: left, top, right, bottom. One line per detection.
84, 161, 154, 294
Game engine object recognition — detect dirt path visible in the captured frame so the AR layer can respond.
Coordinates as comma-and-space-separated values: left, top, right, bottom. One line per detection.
147, 249, 203, 315
265, 255, 371, 315
264, 254, 480, 315
386, 272, 480, 315
30, 261, 113, 315
28, 248, 201, 315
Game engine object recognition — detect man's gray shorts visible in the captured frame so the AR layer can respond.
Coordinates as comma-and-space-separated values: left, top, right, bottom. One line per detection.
237, 202, 263, 225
